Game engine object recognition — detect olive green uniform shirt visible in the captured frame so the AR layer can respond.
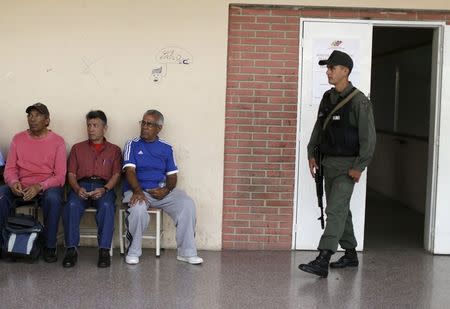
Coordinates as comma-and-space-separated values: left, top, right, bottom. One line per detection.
307, 82, 376, 173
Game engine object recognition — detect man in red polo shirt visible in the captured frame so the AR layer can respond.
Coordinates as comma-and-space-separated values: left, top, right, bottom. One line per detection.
62, 110, 121, 268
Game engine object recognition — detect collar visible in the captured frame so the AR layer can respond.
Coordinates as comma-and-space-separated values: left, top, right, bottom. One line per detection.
27, 129, 50, 139
140, 136, 159, 143
88, 138, 106, 145
336, 82, 354, 98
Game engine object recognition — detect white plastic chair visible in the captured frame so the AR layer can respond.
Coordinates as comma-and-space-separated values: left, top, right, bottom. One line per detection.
119, 205, 162, 257
79, 208, 114, 256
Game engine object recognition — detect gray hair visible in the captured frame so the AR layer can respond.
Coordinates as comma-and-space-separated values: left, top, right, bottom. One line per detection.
143, 109, 164, 126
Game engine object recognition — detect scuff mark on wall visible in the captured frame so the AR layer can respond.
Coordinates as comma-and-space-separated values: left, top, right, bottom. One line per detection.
81, 56, 102, 86
1, 72, 13, 81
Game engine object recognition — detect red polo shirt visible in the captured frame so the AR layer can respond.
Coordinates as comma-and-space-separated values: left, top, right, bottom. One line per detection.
67, 139, 122, 181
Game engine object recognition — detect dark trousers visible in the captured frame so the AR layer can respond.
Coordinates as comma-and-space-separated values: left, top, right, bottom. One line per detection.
63, 181, 116, 249
0, 185, 63, 248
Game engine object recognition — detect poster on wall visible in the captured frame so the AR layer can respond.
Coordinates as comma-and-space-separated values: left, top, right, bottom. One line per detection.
312, 38, 361, 106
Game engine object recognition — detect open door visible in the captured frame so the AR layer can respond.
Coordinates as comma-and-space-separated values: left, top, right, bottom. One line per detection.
296, 20, 373, 250
433, 25, 450, 254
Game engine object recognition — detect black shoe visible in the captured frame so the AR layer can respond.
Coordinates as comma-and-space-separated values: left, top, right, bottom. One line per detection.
43, 247, 58, 263
97, 248, 111, 268
330, 248, 359, 268
62, 247, 78, 268
298, 250, 333, 278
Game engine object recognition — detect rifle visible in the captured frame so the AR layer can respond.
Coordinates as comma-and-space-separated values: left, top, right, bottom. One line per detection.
314, 146, 325, 229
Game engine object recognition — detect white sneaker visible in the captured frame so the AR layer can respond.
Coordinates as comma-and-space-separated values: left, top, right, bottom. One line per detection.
177, 255, 204, 265
125, 255, 139, 264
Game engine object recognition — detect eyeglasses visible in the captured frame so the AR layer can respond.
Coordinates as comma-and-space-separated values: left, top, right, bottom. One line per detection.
139, 120, 160, 127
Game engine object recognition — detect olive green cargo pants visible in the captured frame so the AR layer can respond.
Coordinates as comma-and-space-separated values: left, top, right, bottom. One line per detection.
318, 167, 358, 252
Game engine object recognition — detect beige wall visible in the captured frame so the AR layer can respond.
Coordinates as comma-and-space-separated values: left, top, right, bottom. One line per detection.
1, 0, 448, 251
0, 0, 229, 250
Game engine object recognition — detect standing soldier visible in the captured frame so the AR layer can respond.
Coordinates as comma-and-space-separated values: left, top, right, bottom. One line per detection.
298, 50, 376, 278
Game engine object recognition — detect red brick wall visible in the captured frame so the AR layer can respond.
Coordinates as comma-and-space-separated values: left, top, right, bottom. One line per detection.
223, 5, 450, 250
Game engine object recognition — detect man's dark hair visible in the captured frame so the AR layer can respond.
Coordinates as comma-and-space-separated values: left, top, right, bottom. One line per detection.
86, 110, 107, 125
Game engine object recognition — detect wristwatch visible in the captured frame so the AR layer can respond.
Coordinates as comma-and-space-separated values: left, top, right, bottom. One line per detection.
103, 186, 110, 192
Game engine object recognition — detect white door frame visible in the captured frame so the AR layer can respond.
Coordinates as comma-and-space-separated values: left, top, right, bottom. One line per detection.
292, 18, 447, 253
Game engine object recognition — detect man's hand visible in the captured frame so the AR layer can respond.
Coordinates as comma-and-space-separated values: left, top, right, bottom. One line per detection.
348, 169, 362, 183
77, 187, 90, 200
309, 158, 318, 178
90, 187, 106, 200
147, 187, 170, 200
10, 182, 24, 197
22, 184, 42, 201
129, 189, 146, 207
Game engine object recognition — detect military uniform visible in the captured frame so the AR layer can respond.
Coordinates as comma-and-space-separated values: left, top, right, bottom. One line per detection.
307, 82, 376, 252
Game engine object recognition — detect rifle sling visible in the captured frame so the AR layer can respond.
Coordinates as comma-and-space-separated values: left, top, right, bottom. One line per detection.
322, 88, 360, 130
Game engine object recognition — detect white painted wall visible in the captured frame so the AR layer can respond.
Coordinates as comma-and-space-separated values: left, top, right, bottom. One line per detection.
0, 0, 230, 250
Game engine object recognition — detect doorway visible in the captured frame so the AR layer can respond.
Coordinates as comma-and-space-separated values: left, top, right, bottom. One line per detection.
365, 27, 434, 249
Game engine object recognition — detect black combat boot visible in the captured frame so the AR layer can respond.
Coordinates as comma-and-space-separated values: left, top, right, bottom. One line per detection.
298, 250, 333, 278
330, 248, 358, 268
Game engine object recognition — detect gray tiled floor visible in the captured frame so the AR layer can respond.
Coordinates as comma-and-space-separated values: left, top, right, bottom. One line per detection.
0, 248, 449, 309
1, 191, 448, 309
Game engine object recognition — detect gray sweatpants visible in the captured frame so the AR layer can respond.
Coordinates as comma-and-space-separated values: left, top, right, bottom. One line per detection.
122, 189, 198, 257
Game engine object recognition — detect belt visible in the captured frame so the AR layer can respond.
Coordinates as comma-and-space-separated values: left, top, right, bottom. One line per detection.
79, 176, 106, 184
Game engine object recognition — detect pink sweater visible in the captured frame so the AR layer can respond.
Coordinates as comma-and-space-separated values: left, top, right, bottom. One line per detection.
4, 130, 67, 190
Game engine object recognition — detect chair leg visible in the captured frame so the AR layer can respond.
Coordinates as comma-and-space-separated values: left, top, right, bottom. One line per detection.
156, 211, 161, 257
119, 209, 124, 255
26, 202, 39, 220
33, 206, 39, 219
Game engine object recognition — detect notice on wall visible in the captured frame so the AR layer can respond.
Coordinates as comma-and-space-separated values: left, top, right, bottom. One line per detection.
312, 38, 361, 105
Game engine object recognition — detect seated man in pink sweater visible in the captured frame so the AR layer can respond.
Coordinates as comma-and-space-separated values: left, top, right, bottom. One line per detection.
0, 103, 66, 262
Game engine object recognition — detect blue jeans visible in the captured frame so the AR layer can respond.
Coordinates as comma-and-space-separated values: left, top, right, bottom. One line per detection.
0, 185, 63, 248
63, 181, 116, 249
